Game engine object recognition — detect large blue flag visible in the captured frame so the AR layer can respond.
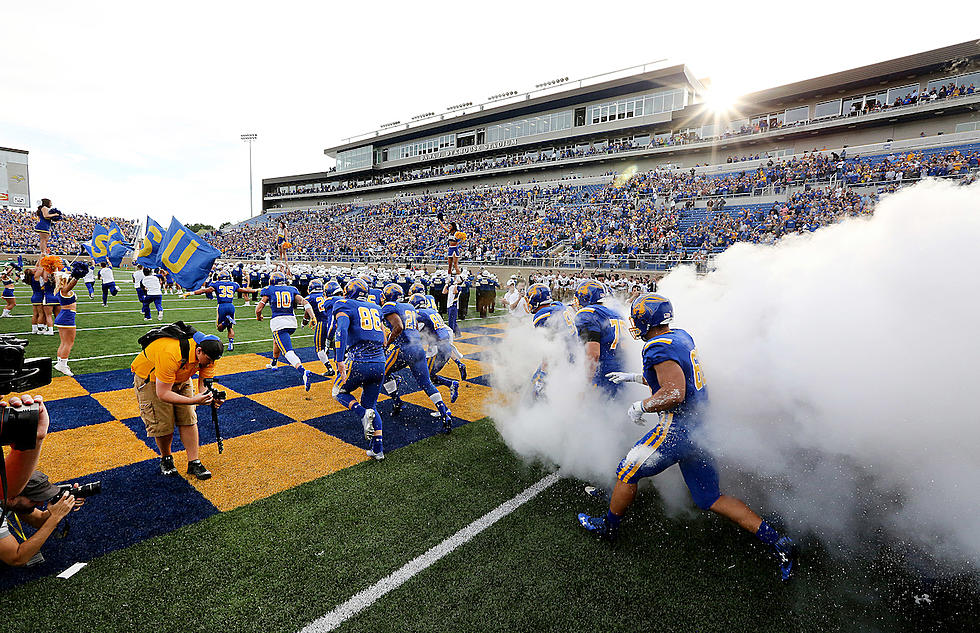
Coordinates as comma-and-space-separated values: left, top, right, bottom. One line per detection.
83, 225, 111, 263
135, 216, 165, 268
158, 217, 221, 290
106, 221, 134, 267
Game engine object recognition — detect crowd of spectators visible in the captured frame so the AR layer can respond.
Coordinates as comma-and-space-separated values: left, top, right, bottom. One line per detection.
0, 210, 137, 255
204, 146, 979, 269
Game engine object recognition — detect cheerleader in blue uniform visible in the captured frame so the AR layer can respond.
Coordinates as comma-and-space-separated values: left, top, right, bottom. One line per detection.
1, 265, 17, 318
34, 198, 62, 255
24, 267, 47, 335
53, 271, 79, 376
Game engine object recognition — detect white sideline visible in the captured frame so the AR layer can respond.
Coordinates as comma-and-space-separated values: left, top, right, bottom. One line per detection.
299, 472, 560, 633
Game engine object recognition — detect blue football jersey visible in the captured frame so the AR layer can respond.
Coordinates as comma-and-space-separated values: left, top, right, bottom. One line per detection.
307, 292, 329, 322
641, 328, 707, 424
366, 288, 384, 305
332, 298, 386, 361
260, 285, 300, 316
531, 301, 575, 331
212, 280, 240, 304
381, 301, 423, 349
417, 307, 453, 342
574, 304, 628, 377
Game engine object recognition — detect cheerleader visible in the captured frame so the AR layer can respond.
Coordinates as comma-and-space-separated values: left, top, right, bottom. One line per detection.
37, 256, 63, 336
34, 198, 62, 255
437, 212, 465, 275
24, 267, 47, 335
276, 220, 289, 261
1, 265, 17, 317
52, 271, 79, 376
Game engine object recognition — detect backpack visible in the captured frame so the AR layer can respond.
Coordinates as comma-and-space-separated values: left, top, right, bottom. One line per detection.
137, 321, 199, 369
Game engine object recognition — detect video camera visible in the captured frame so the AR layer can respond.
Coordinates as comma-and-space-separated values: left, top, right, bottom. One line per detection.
0, 334, 52, 450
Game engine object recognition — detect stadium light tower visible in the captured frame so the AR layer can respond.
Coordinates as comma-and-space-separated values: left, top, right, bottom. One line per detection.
241, 133, 258, 217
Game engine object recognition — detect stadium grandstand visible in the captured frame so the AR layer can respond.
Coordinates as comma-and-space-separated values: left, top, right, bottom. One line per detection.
204, 40, 980, 270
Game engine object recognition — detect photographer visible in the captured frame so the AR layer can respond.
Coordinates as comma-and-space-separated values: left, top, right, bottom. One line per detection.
0, 472, 81, 567
130, 330, 224, 480
0, 394, 50, 499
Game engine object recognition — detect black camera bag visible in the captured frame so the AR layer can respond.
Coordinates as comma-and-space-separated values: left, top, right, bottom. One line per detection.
137, 321, 199, 369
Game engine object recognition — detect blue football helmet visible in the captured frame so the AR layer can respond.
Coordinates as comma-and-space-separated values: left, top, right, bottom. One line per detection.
575, 280, 605, 307
218, 270, 231, 281
629, 293, 674, 339
408, 293, 429, 309
270, 272, 286, 285
383, 283, 404, 303
526, 283, 553, 310
324, 280, 342, 296
307, 279, 324, 294
409, 282, 426, 296
345, 278, 369, 299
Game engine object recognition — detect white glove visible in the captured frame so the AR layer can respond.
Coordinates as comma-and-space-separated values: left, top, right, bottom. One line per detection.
606, 372, 641, 385
627, 401, 646, 425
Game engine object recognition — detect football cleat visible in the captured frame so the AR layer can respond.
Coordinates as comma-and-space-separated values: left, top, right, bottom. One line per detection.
365, 448, 385, 461
774, 536, 796, 582
442, 411, 453, 434
577, 513, 617, 540
265, 361, 278, 370
302, 369, 312, 392
361, 408, 376, 441
453, 358, 467, 381
449, 380, 459, 403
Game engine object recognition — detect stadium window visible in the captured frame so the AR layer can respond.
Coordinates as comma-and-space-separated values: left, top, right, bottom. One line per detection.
784, 105, 809, 125
886, 83, 919, 104
954, 122, 979, 132
927, 71, 980, 93
813, 99, 842, 119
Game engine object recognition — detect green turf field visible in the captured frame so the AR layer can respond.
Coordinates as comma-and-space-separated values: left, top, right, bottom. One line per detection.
1, 284, 976, 632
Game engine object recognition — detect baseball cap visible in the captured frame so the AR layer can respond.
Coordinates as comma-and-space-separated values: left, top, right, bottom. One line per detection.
19, 471, 60, 503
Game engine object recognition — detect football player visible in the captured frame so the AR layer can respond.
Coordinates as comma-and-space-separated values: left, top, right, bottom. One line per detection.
380, 284, 453, 433
526, 283, 576, 395
331, 279, 387, 460
255, 271, 315, 390
573, 280, 629, 397
578, 293, 797, 581
183, 271, 257, 351
304, 278, 339, 377
410, 293, 460, 405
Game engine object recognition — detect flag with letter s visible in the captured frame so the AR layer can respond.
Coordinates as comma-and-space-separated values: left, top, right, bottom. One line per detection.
158, 217, 221, 290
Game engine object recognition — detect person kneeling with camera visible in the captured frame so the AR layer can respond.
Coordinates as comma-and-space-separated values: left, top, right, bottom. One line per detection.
0, 471, 85, 567
130, 327, 225, 480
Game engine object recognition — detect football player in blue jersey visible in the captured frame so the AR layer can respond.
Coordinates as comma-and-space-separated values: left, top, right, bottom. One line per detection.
410, 293, 460, 404
410, 282, 467, 380
255, 271, 316, 390
578, 293, 797, 581
332, 279, 388, 460
380, 284, 454, 432
526, 283, 576, 396
362, 274, 384, 306
304, 278, 339, 377
573, 280, 629, 397
183, 271, 257, 351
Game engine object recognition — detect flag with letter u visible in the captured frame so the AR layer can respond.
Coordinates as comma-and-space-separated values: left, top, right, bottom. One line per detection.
106, 221, 134, 267
136, 216, 165, 268
158, 217, 221, 290
83, 225, 111, 263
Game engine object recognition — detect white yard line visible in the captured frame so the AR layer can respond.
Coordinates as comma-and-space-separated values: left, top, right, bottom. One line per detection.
299, 472, 561, 633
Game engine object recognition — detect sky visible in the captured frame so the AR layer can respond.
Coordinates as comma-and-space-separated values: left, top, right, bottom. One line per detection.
3, 2, 978, 229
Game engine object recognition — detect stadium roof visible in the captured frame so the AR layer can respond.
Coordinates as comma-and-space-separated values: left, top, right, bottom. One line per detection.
742, 39, 980, 108
0, 146, 29, 154
323, 63, 705, 156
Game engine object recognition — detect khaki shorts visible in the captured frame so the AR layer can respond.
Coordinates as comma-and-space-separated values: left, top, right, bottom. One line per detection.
133, 374, 198, 438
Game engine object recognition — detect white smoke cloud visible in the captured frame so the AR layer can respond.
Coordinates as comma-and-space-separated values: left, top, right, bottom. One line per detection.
490, 179, 980, 569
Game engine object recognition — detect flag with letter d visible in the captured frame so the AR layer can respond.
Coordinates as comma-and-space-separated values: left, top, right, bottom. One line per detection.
83, 225, 111, 263
158, 217, 221, 290
136, 216, 165, 268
